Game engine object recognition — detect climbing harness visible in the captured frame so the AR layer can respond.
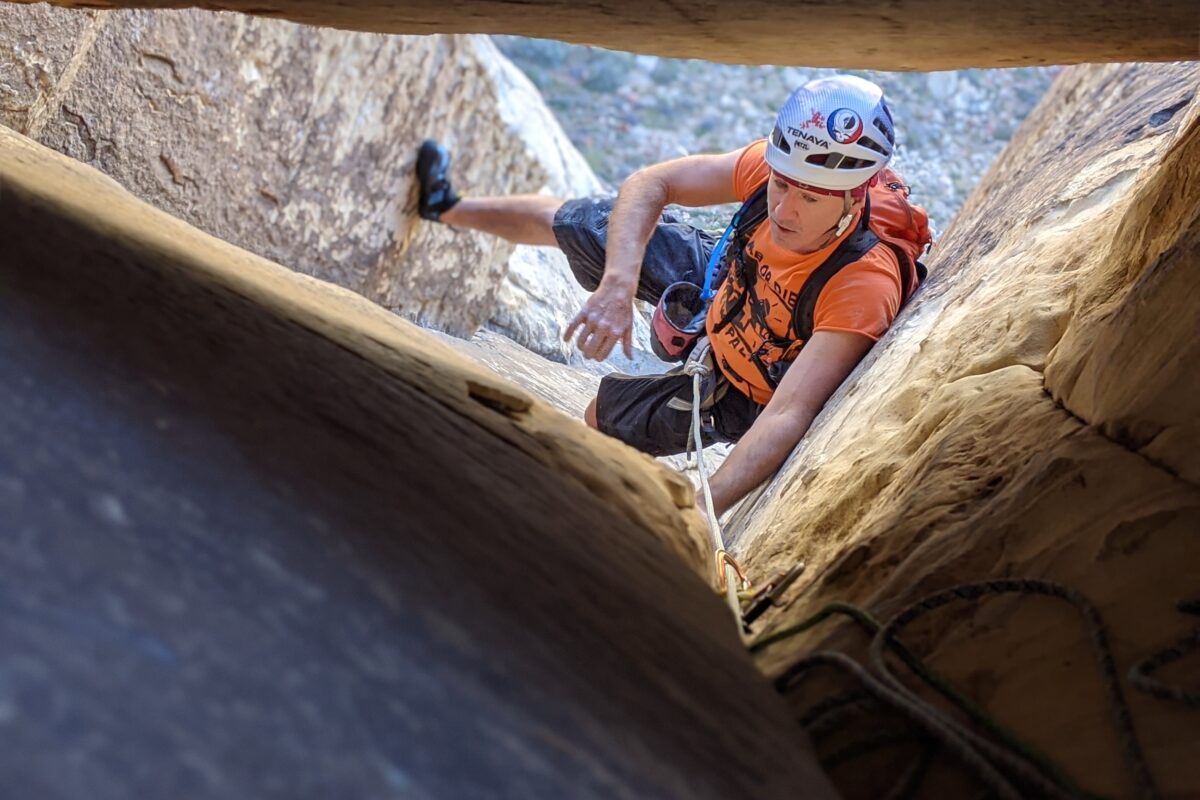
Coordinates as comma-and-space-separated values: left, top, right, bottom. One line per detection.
748, 579, 1197, 799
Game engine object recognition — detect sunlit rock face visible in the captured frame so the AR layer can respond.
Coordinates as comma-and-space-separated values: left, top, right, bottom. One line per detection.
11, 0, 1200, 69
734, 62, 1200, 798
0, 6, 606, 348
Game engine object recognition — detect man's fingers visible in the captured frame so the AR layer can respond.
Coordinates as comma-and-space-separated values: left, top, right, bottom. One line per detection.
581, 331, 607, 360
593, 335, 616, 362
563, 310, 585, 343
582, 331, 615, 361
568, 300, 633, 361
583, 320, 634, 361
577, 327, 598, 356
593, 329, 622, 362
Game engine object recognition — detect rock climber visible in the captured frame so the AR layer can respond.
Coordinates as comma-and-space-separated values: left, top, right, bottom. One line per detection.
416, 75, 929, 520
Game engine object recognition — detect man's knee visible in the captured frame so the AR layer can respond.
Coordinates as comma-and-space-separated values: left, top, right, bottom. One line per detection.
584, 396, 600, 429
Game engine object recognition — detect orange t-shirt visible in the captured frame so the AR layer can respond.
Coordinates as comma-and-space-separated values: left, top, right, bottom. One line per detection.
704, 140, 902, 405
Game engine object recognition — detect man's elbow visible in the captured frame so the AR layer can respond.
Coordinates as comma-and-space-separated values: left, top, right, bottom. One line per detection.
763, 399, 820, 438
620, 166, 670, 201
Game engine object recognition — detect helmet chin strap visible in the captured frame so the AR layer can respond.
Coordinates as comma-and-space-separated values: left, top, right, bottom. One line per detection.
834, 191, 855, 236
813, 190, 855, 249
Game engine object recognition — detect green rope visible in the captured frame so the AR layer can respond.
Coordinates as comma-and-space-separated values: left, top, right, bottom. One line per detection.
1129, 596, 1200, 707
778, 652, 1025, 800
870, 580, 1154, 799
750, 598, 1103, 799
748, 601, 880, 653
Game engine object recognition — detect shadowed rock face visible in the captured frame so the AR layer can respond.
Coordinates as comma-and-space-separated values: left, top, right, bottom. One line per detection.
735, 62, 1200, 798
6, 0, 1199, 69
0, 126, 838, 799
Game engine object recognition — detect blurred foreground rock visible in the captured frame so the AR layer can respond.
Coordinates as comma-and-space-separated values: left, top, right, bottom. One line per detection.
12, 0, 1198, 68
0, 125, 838, 799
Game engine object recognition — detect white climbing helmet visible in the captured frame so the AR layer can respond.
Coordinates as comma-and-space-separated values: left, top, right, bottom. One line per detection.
766, 75, 895, 193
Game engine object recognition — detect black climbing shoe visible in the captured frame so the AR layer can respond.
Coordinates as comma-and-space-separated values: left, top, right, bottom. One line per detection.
416, 139, 462, 222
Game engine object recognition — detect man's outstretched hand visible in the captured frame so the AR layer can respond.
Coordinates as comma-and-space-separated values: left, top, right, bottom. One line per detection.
564, 282, 635, 361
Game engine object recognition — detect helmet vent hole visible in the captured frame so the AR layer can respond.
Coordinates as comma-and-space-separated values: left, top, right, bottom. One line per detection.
858, 135, 888, 156
809, 152, 875, 171
770, 125, 792, 154
880, 98, 895, 125
873, 118, 895, 146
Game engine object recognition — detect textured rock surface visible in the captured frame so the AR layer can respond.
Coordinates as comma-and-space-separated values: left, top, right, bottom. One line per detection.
484, 57, 608, 365
433, 327, 728, 483
0, 126, 840, 798
429, 327, 600, 418
1043, 92, 1200, 487
733, 62, 1200, 798
11, 0, 1198, 69
0, 6, 605, 344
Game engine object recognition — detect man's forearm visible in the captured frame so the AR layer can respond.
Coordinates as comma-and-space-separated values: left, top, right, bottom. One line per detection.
702, 407, 815, 517
602, 170, 670, 291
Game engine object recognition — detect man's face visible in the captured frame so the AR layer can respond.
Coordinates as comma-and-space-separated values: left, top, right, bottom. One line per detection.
765, 171, 856, 254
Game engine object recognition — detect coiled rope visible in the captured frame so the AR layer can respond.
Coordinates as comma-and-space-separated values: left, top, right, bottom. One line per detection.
672, 355, 1193, 794
750, 579, 1196, 799
1129, 597, 1200, 708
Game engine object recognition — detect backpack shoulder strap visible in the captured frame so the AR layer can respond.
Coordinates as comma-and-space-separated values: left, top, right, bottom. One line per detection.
703, 181, 770, 304
882, 241, 928, 306
790, 194, 880, 343
737, 183, 769, 238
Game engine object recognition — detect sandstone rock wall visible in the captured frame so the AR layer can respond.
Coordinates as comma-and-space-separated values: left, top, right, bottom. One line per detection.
734, 62, 1200, 798
12, 0, 1199, 69
0, 6, 607, 349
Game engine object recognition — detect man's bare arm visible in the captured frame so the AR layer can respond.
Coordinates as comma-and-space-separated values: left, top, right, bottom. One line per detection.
565, 150, 742, 360
604, 152, 742, 282
700, 330, 876, 517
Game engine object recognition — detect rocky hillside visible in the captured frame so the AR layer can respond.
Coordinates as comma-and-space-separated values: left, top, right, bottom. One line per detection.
495, 37, 1058, 235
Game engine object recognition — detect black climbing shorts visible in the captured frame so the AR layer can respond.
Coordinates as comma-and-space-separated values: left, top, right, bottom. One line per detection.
594, 369, 761, 457
552, 196, 761, 456
552, 196, 717, 304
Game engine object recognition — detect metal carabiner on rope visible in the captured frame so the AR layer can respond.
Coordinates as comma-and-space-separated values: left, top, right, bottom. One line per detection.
684, 337, 745, 623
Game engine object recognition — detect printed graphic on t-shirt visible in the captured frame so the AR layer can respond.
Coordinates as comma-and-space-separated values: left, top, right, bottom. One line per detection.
714, 243, 791, 377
